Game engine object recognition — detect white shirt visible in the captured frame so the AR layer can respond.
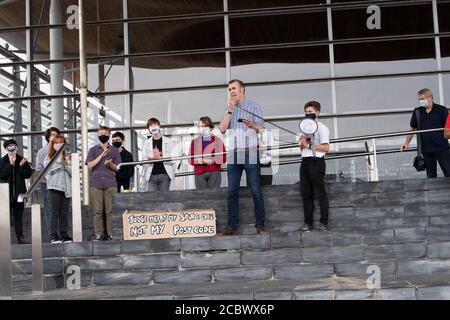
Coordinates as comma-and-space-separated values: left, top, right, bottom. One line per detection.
301, 122, 330, 158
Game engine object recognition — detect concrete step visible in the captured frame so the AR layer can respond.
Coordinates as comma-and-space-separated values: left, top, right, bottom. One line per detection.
11, 274, 450, 300
11, 225, 450, 261
10, 238, 450, 284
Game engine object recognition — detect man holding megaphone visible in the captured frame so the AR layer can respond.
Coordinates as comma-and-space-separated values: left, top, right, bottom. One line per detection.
298, 101, 330, 232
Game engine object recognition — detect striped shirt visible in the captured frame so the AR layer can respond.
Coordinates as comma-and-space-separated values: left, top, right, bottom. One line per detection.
226, 98, 265, 150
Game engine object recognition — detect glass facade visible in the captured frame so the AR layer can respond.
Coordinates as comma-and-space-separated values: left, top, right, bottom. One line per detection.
0, 0, 449, 189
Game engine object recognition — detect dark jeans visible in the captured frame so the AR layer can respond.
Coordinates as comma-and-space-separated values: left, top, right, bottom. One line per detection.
40, 182, 51, 237
227, 150, 266, 228
117, 179, 131, 192
48, 189, 70, 238
300, 157, 329, 226
423, 150, 450, 178
11, 201, 24, 240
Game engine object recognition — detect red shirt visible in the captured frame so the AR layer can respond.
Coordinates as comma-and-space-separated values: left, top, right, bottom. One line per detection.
446, 113, 450, 129
189, 135, 226, 175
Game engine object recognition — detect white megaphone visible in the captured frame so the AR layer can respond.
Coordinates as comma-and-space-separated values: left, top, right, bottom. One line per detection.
297, 114, 318, 156
298, 114, 318, 136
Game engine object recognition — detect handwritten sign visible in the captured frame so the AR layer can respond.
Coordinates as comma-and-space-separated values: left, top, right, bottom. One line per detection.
122, 209, 216, 240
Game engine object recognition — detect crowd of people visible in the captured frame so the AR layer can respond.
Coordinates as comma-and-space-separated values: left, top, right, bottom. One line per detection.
1, 81, 449, 244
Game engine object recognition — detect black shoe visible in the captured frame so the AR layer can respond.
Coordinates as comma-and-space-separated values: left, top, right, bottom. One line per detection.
60, 235, 73, 243
219, 226, 239, 236
17, 235, 28, 244
319, 223, 329, 232
101, 234, 112, 241
301, 223, 313, 232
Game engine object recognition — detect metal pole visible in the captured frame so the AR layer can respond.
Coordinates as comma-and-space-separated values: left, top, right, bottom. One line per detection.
432, 0, 444, 105
134, 166, 140, 192
25, 0, 35, 162
371, 138, 379, 182
0, 184, 12, 298
12, 65, 24, 154
31, 204, 43, 294
223, 0, 231, 82
50, 0, 64, 129
327, 0, 339, 151
79, 0, 90, 206
71, 153, 83, 242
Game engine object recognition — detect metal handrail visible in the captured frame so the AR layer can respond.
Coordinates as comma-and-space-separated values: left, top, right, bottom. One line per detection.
173, 146, 420, 177
117, 127, 445, 169
17, 143, 67, 203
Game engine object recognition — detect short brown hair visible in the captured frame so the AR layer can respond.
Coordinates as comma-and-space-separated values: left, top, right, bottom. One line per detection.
417, 88, 433, 97
304, 101, 321, 112
98, 126, 111, 133
199, 116, 214, 129
228, 79, 245, 92
146, 117, 161, 127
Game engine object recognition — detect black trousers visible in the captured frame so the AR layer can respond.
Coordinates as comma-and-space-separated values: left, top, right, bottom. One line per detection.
300, 157, 329, 226
48, 189, 70, 238
422, 150, 450, 178
11, 201, 24, 240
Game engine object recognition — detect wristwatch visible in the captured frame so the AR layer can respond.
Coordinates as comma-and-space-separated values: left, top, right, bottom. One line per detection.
227, 111, 232, 115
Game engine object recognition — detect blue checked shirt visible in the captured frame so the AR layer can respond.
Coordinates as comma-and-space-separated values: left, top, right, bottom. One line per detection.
226, 98, 265, 150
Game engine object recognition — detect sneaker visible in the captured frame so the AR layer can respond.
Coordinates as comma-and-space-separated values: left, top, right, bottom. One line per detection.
319, 223, 329, 232
50, 236, 62, 244
219, 226, 239, 236
60, 235, 73, 243
301, 223, 313, 232
94, 235, 103, 241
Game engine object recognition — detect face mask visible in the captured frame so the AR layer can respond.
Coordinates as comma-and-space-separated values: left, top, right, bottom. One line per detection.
53, 143, 63, 151
6, 145, 16, 153
98, 135, 109, 143
418, 99, 428, 107
305, 113, 317, 121
149, 126, 160, 134
200, 127, 211, 137
112, 141, 122, 148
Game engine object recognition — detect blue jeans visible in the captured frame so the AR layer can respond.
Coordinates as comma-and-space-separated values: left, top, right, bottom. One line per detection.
40, 182, 51, 238
227, 150, 266, 228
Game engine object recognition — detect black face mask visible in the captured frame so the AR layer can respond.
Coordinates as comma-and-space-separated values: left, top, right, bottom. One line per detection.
305, 113, 317, 121
112, 141, 122, 148
98, 135, 109, 143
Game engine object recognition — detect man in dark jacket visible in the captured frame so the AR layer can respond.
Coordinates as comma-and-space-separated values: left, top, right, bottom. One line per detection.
112, 132, 134, 192
400, 88, 450, 178
0, 139, 33, 244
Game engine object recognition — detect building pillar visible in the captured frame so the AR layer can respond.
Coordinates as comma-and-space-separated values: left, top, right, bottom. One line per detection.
50, 0, 64, 130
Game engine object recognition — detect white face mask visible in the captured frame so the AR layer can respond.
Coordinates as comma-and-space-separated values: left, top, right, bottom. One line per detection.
418, 99, 428, 107
54, 143, 63, 151
149, 126, 160, 134
200, 127, 211, 137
